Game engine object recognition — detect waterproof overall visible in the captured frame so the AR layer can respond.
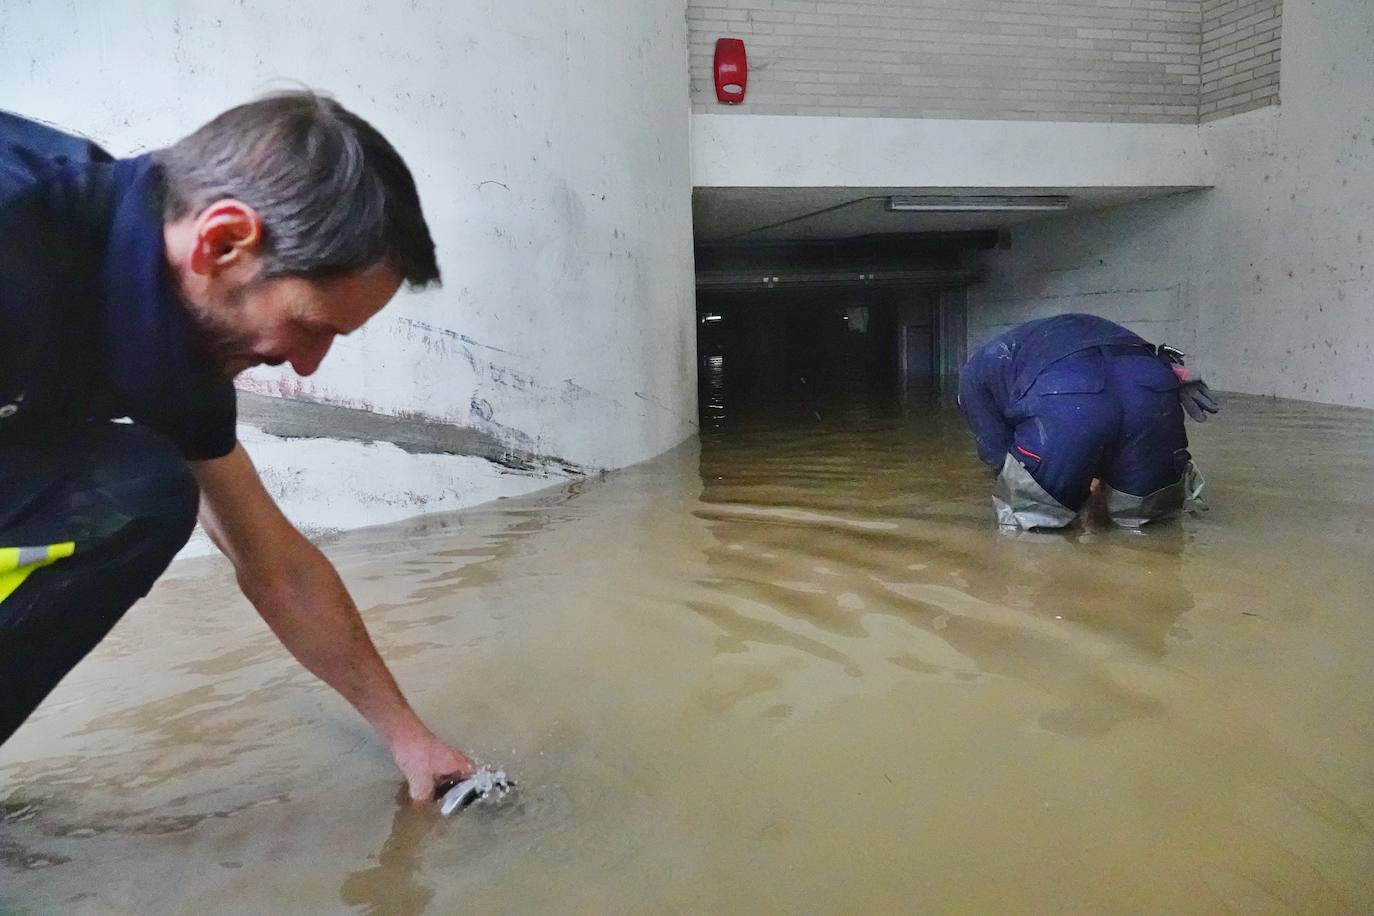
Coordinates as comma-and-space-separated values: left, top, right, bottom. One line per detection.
958, 314, 1192, 530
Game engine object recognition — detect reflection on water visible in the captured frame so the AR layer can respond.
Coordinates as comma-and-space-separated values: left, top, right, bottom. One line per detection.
701, 354, 727, 430
3, 394, 1374, 914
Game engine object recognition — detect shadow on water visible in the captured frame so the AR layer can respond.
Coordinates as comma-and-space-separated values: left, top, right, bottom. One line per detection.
339, 788, 438, 916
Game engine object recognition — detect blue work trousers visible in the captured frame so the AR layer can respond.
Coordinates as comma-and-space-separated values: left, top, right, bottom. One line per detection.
0, 423, 198, 745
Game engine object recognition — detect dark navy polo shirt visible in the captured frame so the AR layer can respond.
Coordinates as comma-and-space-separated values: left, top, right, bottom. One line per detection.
0, 112, 237, 461
957, 314, 1150, 471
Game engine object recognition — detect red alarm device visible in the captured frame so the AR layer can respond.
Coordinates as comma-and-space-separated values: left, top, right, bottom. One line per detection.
714, 38, 748, 104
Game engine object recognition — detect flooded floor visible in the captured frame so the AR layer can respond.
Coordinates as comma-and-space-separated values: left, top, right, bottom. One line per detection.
3, 393, 1373, 914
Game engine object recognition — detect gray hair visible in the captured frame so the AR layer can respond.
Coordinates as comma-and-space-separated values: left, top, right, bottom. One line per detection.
154, 90, 440, 287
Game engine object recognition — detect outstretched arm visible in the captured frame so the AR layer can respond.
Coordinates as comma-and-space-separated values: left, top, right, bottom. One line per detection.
192, 442, 475, 800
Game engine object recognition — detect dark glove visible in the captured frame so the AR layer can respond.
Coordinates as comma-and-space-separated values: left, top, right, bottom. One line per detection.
1180, 378, 1219, 422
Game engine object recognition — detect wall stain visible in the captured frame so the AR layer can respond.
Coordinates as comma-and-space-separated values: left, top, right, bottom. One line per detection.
237, 392, 580, 474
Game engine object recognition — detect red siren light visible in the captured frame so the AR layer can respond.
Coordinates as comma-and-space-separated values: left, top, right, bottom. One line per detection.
714, 38, 748, 104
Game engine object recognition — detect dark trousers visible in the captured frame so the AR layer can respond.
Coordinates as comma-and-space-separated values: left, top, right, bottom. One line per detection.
0, 423, 199, 746
1007, 348, 1191, 512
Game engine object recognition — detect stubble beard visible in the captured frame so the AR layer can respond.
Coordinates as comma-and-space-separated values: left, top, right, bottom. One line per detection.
181, 283, 261, 380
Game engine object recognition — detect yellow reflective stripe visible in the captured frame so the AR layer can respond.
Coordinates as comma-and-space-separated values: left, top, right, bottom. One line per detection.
0, 542, 76, 604
0, 542, 76, 573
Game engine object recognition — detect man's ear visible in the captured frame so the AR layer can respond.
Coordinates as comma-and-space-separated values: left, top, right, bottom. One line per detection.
189, 200, 264, 277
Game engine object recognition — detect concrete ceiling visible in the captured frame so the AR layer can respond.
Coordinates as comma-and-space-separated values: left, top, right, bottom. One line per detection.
692, 186, 1203, 243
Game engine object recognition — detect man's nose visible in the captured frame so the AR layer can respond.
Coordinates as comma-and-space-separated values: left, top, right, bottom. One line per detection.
289, 336, 334, 377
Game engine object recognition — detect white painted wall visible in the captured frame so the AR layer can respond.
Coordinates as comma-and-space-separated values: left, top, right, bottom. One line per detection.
693, 114, 1210, 188
2, 0, 697, 536
968, 0, 1372, 408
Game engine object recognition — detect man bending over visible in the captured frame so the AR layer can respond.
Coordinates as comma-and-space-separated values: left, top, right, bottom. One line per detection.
958, 313, 1217, 530
1, 92, 475, 799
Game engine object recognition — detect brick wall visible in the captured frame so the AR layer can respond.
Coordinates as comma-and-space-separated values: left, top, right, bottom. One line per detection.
689, 0, 1205, 122
689, 0, 1282, 123
1200, 0, 1281, 121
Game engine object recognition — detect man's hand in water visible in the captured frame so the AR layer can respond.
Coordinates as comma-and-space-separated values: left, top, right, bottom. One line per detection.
192, 446, 479, 804
391, 726, 478, 801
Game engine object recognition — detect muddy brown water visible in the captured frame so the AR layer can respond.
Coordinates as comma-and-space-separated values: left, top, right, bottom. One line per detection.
2, 393, 1372, 914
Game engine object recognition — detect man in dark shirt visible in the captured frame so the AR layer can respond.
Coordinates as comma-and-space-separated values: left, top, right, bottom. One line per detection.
1, 92, 476, 800
958, 313, 1217, 530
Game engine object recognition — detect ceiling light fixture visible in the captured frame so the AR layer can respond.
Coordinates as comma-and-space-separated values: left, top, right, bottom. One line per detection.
887, 195, 1071, 212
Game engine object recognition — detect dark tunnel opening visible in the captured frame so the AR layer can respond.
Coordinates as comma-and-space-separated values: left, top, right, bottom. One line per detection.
697, 288, 916, 426
693, 232, 985, 428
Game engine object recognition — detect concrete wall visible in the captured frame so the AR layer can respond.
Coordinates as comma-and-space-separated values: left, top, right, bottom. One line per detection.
693, 115, 1209, 188
966, 190, 1204, 353
689, 0, 1203, 121
1192, 0, 1372, 405
1200, 0, 1282, 121
1, 0, 698, 544
967, 0, 1373, 408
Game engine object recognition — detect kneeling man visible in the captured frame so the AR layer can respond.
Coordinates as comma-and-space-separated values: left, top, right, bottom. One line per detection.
958, 313, 1217, 530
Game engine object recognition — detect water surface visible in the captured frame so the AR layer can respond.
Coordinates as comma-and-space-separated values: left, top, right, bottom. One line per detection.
2, 394, 1372, 913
